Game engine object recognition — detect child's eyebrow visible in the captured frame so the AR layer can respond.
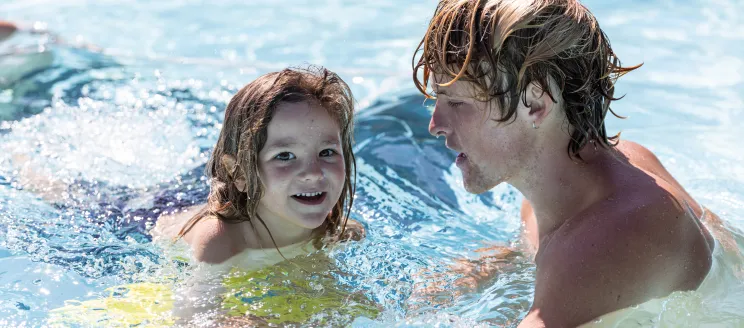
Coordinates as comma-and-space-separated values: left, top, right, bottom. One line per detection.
321, 137, 340, 145
264, 136, 340, 150
264, 137, 298, 150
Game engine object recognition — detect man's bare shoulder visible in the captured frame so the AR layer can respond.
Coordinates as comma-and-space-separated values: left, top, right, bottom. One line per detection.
529, 187, 713, 326
615, 139, 659, 162
616, 139, 713, 240
614, 139, 681, 188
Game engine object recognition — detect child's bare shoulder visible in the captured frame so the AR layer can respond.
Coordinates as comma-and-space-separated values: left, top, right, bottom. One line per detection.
183, 213, 238, 264
151, 204, 205, 241
152, 205, 237, 264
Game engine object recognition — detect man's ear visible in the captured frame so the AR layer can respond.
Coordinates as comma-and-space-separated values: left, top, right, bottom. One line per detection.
523, 82, 556, 128
221, 154, 247, 192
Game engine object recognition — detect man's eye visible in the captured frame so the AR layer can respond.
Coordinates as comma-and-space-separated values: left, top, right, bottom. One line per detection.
274, 152, 296, 161
448, 101, 464, 108
320, 149, 338, 157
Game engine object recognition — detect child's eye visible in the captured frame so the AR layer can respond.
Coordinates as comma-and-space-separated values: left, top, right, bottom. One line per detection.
448, 101, 464, 108
319, 149, 338, 157
274, 152, 296, 161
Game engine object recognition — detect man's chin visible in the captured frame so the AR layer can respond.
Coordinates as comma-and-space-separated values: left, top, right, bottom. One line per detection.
462, 180, 491, 194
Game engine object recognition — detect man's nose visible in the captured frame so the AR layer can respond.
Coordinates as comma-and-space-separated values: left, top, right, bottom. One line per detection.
429, 102, 451, 138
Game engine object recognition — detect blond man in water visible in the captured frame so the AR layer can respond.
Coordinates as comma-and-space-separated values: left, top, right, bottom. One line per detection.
411, 0, 731, 326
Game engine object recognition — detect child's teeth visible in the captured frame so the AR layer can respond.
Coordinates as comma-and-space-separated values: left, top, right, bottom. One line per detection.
296, 192, 321, 197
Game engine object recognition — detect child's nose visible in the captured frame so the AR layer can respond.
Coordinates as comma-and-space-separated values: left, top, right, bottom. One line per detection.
300, 159, 323, 181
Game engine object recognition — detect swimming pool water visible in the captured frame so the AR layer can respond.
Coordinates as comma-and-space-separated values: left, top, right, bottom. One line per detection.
0, 0, 743, 327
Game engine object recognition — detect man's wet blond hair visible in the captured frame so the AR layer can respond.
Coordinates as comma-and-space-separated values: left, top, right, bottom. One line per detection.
413, 0, 641, 160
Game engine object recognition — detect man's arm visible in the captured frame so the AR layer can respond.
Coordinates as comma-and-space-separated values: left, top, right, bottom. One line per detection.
408, 245, 517, 311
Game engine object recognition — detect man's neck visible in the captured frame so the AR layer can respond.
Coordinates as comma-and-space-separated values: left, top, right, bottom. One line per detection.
511, 144, 617, 243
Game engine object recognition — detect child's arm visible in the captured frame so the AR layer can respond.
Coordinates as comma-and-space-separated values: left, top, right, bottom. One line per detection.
323, 218, 366, 244
151, 204, 206, 242
339, 218, 366, 241
11, 153, 72, 204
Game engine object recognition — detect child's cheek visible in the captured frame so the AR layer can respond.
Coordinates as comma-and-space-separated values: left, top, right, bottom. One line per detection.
260, 163, 295, 190
325, 160, 346, 181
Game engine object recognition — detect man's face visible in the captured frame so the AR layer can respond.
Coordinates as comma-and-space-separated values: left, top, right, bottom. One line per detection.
428, 77, 531, 194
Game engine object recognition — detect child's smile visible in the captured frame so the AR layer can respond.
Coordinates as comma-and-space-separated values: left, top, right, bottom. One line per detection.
291, 192, 327, 205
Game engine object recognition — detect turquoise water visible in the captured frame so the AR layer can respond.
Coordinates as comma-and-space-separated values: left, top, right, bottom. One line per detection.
0, 0, 743, 327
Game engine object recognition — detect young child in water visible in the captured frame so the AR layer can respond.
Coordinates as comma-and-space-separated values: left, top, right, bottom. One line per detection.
152, 65, 363, 265
50, 66, 377, 326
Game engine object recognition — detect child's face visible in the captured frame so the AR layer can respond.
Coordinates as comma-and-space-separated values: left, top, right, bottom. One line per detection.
256, 101, 346, 233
